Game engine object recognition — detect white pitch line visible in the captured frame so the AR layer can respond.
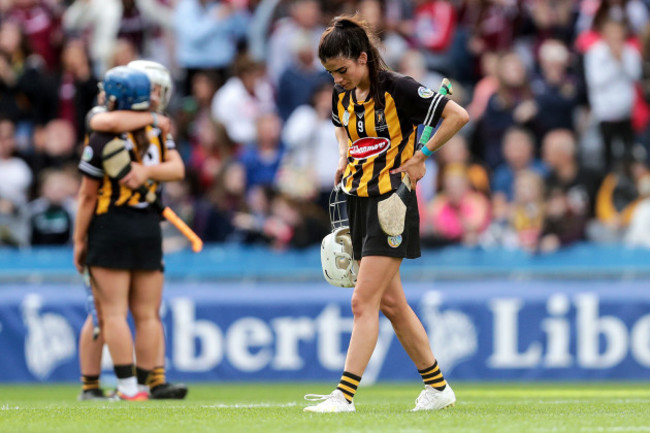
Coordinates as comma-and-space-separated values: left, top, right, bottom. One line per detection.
202, 402, 298, 409
71, 402, 302, 410
467, 399, 650, 405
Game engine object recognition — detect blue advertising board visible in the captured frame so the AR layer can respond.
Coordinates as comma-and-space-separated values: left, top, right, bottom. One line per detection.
0, 280, 649, 383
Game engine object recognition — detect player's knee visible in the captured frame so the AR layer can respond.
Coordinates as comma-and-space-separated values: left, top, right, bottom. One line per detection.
350, 293, 378, 318
380, 295, 406, 322
131, 306, 159, 323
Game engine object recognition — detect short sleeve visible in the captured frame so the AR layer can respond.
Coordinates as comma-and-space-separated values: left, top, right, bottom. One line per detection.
331, 86, 343, 127
78, 133, 109, 179
393, 75, 449, 128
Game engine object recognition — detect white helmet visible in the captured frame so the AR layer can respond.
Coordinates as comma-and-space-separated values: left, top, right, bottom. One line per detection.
321, 227, 358, 288
127, 60, 173, 112
321, 185, 357, 288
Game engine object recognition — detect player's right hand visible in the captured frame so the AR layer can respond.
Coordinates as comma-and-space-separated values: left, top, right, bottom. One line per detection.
73, 240, 87, 274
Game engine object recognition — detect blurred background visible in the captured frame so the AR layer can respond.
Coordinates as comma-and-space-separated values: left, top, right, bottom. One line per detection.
0, 0, 650, 385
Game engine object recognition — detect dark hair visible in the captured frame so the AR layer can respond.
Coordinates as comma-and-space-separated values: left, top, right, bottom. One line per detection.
318, 15, 388, 106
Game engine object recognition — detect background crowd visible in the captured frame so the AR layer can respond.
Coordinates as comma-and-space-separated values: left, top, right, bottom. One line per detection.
2, 0, 650, 254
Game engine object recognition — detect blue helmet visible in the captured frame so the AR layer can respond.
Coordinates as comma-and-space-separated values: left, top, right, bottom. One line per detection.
102, 66, 151, 111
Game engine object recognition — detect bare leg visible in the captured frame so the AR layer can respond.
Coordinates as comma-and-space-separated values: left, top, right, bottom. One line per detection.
343, 256, 401, 376
129, 270, 164, 370
90, 267, 133, 365
79, 315, 104, 376
380, 271, 436, 370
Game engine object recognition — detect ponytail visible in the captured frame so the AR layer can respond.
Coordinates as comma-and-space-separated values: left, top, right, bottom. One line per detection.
318, 15, 388, 106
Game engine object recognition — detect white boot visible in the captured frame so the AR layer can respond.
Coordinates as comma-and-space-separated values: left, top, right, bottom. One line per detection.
303, 389, 356, 413
411, 385, 456, 411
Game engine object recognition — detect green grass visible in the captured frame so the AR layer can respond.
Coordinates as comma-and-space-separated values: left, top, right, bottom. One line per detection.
1, 382, 649, 433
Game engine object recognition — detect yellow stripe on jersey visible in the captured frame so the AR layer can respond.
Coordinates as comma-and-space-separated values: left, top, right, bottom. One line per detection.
116, 184, 134, 206
96, 177, 112, 215
364, 101, 376, 135
384, 93, 403, 155
355, 101, 380, 196
346, 106, 360, 143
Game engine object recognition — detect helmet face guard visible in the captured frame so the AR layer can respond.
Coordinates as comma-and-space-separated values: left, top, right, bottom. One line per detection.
321, 185, 357, 288
329, 185, 349, 231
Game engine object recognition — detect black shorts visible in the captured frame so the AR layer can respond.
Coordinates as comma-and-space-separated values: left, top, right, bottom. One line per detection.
86, 206, 163, 271
347, 190, 421, 260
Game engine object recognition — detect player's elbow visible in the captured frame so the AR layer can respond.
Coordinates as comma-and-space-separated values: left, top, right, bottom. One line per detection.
175, 164, 186, 181
455, 105, 470, 127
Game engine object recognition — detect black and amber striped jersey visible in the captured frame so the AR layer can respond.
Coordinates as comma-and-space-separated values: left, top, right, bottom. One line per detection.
332, 70, 448, 197
78, 125, 175, 215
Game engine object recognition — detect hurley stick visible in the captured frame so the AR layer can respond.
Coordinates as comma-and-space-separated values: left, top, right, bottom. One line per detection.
377, 78, 453, 237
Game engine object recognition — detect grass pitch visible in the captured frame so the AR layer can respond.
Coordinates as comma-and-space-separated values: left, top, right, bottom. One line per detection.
1, 382, 649, 433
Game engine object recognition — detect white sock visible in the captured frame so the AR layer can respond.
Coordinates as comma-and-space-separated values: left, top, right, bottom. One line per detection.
117, 376, 139, 396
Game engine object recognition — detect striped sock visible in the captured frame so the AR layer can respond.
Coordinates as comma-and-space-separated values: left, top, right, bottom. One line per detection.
419, 361, 447, 391
336, 371, 361, 403
147, 366, 166, 390
81, 374, 100, 391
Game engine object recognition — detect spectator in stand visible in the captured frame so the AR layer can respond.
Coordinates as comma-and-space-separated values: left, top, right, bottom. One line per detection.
0, 118, 32, 247
456, 0, 522, 83
491, 126, 547, 223
475, 51, 536, 170
584, 18, 642, 170
530, 38, 582, 140
539, 183, 588, 253
397, 49, 444, 94
466, 50, 499, 123
231, 184, 274, 245
509, 169, 546, 252
64, 0, 175, 76
42, 38, 98, 143
520, 0, 575, 49
358, 0, 409, 70
0, 20, 50, 128
542, 129, 603, 221
193, 159, 246, 243
176, 71, 219, 158
28, 168, 78, 245
6, 0, 62, 71
276, 30, 330, 122
576, 0, 649, 48
280, 81, 339, 208
590, 154, 648, 242
266, 0, 324, 86
188, 118, 237, 194
27, 119, 78, 180
211, 54, 276, 147
423, 163, 491, 248
174, 0, 249, 93
262, 193, 329, 250
410, 0, 457, 75
108, 38, 139, 69
239, 112, 284, 190
433, 133, 490, 198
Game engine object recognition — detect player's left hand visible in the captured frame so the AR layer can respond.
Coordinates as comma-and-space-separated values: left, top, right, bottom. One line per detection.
119, 162, 149, 190
390, 152, 427, 184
